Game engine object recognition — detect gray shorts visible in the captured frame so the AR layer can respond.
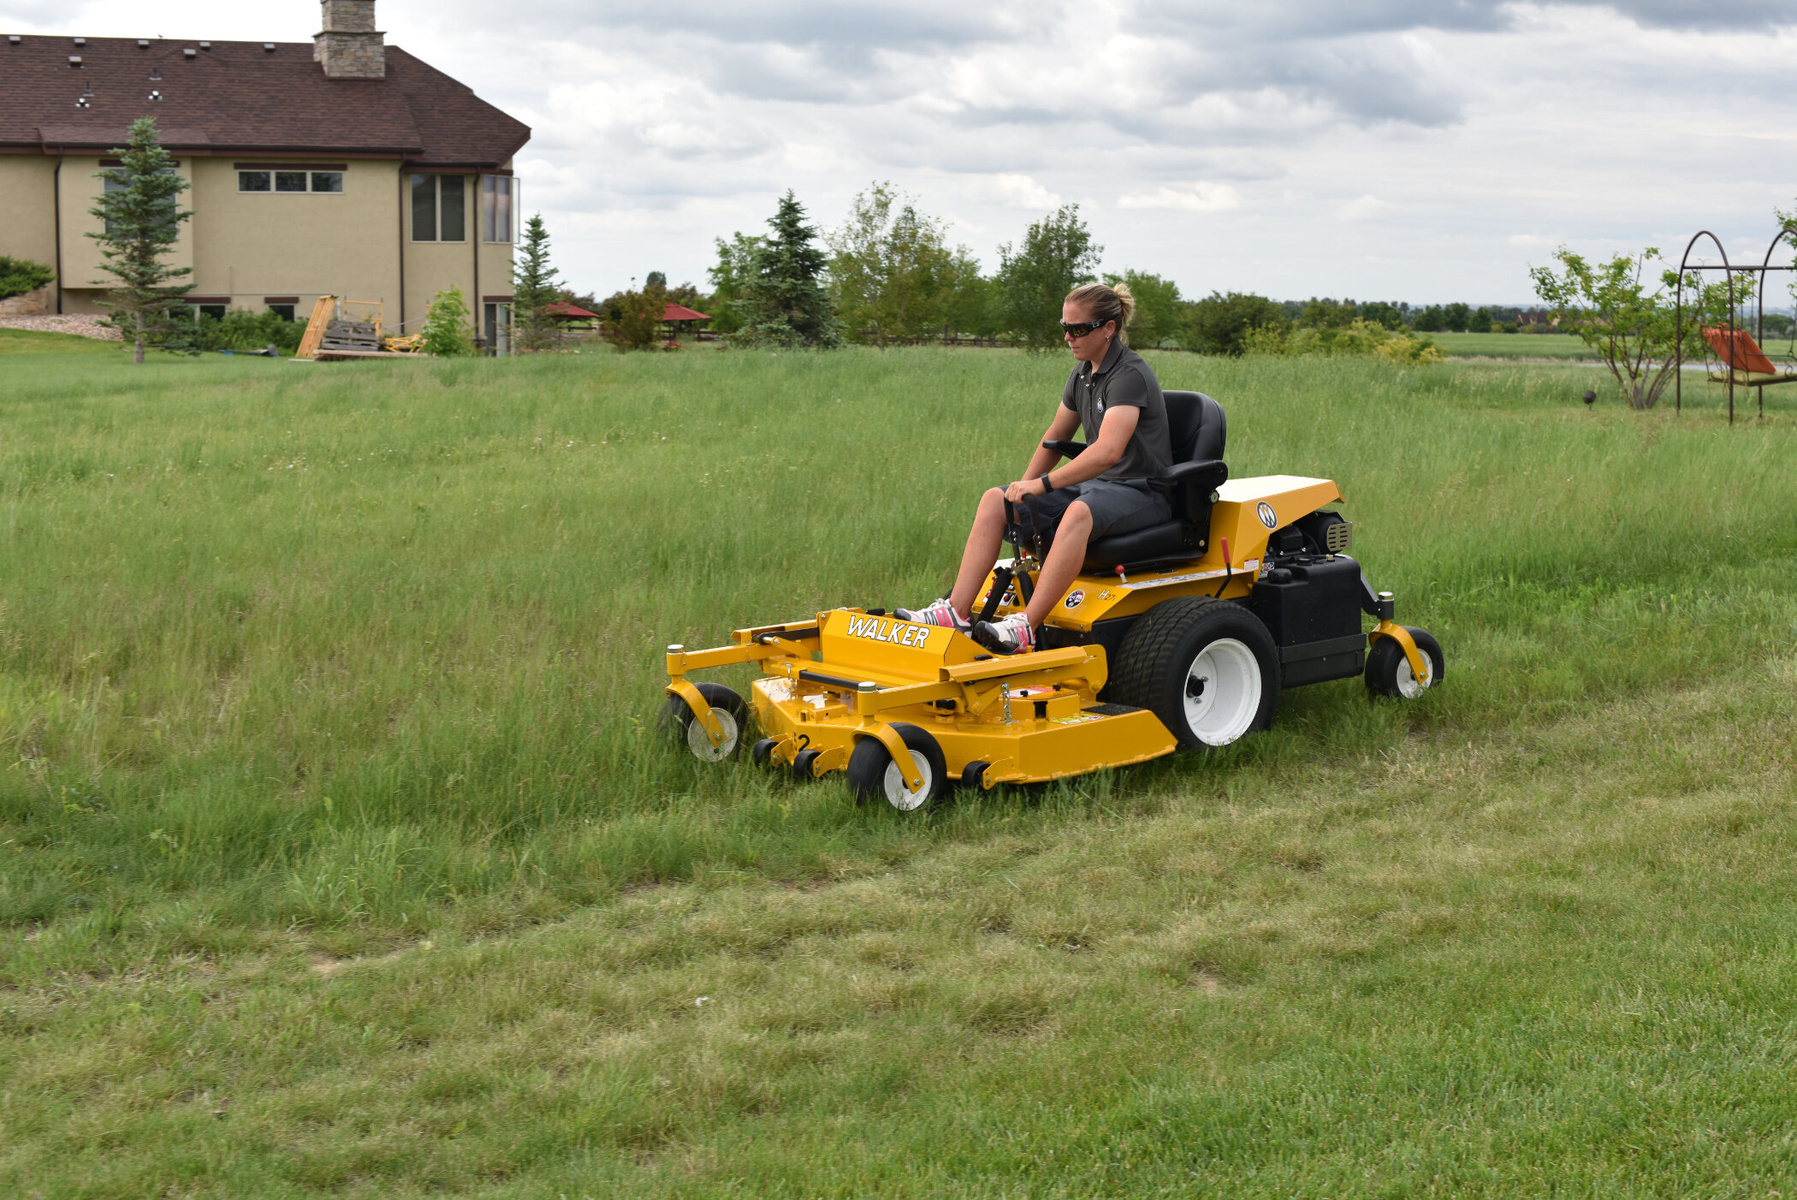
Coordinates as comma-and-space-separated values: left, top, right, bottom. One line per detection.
1030, 479, 1171, 539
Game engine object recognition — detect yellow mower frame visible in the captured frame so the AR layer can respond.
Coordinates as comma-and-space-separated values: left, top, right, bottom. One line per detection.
664, 470, 1438, 810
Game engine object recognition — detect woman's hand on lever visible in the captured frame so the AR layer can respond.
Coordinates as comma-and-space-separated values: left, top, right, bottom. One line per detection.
1003, 477, 1049, 503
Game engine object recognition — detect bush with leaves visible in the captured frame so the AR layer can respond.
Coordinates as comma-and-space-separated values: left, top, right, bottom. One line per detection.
178, 308, 305, 354
420, 287, 475, 357
603, 281, 668, 352
1104, 270, 1181, 347
828, 182, 977, 345
0, 255, 54, 304
1247, 318, 1443, 364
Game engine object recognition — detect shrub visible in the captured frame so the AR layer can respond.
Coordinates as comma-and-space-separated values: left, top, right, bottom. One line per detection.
180, 308, 305, 354
421, 287, 475, 357
0, 255, 55, 302
1246, 318, 1444, 364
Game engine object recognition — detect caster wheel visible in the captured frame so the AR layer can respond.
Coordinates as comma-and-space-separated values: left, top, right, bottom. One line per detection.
1366, 627, 1444, 699
792, 748, 823, 779
751, 738, 777, 767
960, 761, 991, 791
657, 683, 747, 762
846, 724, 948, 813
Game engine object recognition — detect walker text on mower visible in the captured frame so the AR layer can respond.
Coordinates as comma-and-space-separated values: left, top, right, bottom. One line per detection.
661, 391, 1443, 812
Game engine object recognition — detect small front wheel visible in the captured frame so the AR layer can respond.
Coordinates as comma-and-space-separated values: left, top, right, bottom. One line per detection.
1366, 627, 1444, 699
659, 683, 748, 761
846, 724, 948, 813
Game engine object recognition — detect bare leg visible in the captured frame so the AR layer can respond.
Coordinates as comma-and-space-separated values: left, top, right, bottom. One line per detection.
947, 487, 1009, 617
1024, 500, 1092, 628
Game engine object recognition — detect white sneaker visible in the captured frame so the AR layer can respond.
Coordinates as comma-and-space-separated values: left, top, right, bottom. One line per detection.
974, 611, 1036, 654
894, 598, 971, 633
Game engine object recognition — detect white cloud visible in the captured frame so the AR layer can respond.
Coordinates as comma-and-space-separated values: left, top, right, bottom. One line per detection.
983, 174, 1063, 210
1336, 194, 1394, 222
1117, 183, 1244, 213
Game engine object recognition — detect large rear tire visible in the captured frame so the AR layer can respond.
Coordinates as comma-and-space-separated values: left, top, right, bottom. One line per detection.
1366, 627, 1444, 699
658, 682, 747, 761
1108, 597, 1279, 748
846, 723, 948, 813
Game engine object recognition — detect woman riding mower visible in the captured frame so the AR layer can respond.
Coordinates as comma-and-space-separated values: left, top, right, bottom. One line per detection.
897, 282, 1175, 653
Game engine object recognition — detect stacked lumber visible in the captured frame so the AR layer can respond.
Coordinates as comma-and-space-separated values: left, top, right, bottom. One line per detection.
295, 295, 337, 359
318, 320, 382, 353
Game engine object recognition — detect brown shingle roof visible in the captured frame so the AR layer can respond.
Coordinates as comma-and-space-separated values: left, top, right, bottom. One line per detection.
0, 36, 528, 167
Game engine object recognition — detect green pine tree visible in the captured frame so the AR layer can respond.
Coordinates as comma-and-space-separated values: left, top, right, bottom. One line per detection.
511, 213, 561, 353
736, 191, 840, 348
88, 116, 194, 364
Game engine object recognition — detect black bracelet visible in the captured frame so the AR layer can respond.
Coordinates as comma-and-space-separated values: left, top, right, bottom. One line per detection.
1039, 473, 1055, 493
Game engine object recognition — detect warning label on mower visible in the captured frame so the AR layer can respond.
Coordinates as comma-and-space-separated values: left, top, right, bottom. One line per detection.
844, 615, 934, 648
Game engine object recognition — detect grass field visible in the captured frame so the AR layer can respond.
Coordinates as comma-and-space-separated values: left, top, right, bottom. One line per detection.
4, 345, 1797, 1196
1426, 331, 1593, 359
0, 327, 124, 357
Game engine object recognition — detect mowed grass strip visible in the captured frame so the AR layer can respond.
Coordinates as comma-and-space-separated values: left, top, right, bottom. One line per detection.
2, 347, 1796, 1194
1428, 331, 1593, 360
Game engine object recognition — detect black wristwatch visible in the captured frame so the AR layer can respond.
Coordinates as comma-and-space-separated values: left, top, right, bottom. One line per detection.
1039, 473, 1055, 493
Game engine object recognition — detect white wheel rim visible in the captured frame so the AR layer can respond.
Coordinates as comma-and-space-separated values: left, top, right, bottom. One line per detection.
1396, 650, 1433, 699
1182, 637, 1261, 746
883, 750, 934, 811
685, 709, 739, 761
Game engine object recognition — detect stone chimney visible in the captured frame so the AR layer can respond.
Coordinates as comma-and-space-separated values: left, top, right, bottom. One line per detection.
314, 0, 385, 79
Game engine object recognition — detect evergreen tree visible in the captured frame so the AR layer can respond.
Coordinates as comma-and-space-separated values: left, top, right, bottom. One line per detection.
511, 213, 561, 352
88, 117, 194, 364
737, 191, 840, 348
996, 205, 1100, 351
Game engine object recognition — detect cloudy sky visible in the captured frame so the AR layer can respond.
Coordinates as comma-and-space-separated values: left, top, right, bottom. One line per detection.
7, 1, 1795, 303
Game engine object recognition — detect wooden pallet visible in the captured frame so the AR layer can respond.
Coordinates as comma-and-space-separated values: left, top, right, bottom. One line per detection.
295, 295, 337, 360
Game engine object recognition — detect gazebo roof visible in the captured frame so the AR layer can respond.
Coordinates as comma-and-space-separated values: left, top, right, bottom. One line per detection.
543, 301, 600, 319
663, 302, 711, 321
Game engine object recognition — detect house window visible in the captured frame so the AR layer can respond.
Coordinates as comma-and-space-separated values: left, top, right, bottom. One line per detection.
103, 169, 176, 237
482, 176, 517, 244
238, 170, 343, 194
193, 304, 227, 321
411, 174, 466, 242
267, 304, 295, 321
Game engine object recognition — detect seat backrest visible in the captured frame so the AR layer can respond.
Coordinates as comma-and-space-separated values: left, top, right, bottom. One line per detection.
1164, 390, 1226, 464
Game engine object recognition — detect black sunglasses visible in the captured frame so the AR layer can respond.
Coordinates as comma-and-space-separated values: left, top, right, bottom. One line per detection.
1060, 318, 1111, 337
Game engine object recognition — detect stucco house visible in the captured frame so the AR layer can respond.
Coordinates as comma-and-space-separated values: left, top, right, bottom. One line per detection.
0, 1, 530, 351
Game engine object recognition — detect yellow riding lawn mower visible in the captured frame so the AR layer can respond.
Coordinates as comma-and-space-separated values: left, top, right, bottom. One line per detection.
661, 390, 1443, 812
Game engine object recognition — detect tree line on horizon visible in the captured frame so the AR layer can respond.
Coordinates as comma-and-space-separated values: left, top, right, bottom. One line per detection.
551, 185, 1620, 355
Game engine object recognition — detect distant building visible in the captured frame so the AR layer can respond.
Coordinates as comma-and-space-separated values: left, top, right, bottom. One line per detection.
0, 1, 530, 349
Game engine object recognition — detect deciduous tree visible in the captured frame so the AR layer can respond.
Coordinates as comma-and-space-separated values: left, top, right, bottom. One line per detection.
1105, 270, 1180, 347
1180, 291, 1285, 356
997, 205, 1101, 351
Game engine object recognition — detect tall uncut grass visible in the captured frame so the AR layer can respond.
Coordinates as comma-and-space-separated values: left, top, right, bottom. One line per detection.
4, 344, 1797, 1195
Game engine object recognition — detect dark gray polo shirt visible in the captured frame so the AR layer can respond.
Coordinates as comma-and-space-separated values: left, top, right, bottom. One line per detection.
1060, 339, 1172, 481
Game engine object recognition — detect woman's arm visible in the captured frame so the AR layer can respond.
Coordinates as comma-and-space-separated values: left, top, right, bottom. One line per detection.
1005, 406, 1138, 502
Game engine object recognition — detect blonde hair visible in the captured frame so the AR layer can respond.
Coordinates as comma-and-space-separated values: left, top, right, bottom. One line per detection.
1065, 281, 1135, 343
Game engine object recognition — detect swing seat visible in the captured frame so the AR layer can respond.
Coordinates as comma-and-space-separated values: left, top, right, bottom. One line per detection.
1702, 327, 1797, 386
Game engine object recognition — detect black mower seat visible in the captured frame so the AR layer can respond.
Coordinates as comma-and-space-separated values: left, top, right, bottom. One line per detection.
1077, 390, 1228, 570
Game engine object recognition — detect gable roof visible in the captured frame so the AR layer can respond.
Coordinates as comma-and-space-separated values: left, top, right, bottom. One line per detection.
0, 36, 528, 167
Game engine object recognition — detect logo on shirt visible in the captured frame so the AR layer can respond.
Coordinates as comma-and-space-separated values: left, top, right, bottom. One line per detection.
1256, 502, 1278, 530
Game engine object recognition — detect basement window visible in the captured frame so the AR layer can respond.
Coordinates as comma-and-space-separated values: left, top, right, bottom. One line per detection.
411, 174, 466, 242
267, 304, 295, 321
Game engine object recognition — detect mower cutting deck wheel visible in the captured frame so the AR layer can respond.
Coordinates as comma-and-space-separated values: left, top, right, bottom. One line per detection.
660, 682, 747, 761
1366, 627, 1444, 699
1108, 597, 1280, 749
846, 723, 947, 813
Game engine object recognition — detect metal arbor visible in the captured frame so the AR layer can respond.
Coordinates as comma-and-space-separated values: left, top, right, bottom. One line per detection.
1674, 226, 1797, 424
